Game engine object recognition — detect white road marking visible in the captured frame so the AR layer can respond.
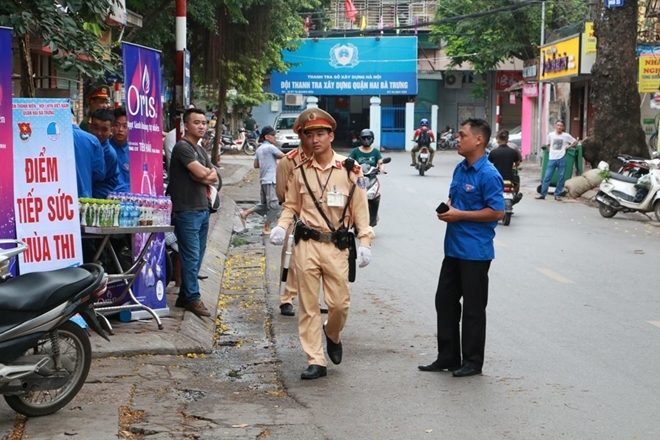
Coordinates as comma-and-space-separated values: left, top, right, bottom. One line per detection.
648, 321, 660, 329
536, 268, 575, 284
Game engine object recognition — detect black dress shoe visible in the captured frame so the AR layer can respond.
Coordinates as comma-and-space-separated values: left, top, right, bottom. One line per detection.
301, 364, 327, 380
452, 364, 482, 377
323, 325, 342, 365
280, 303, 295, 316
418, 361, 461, 372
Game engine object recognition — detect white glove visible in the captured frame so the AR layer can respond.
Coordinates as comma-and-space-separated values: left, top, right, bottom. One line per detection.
270, 226, 286, 245
357, 246, 372, 268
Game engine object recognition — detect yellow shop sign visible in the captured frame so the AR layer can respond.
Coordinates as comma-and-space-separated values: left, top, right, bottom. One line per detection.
539, 35, 581, 81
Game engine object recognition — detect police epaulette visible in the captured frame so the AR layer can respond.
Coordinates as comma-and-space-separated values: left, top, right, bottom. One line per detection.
286, 149, 299, 160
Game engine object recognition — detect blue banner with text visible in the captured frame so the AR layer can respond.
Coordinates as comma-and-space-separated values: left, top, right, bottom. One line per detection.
272, 37, 418, 96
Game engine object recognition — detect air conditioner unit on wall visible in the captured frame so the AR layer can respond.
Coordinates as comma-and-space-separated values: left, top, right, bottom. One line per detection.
444, 73, 462, 89
284, 94, 304, 106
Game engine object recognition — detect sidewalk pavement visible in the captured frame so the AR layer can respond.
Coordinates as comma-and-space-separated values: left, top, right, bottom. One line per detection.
91, 161, 251, 358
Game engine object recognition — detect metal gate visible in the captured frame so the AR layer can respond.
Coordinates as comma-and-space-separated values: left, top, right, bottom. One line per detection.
381, 105, 406, 150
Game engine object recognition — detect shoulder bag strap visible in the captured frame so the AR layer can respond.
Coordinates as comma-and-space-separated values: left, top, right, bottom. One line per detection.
299, 166, 336, 232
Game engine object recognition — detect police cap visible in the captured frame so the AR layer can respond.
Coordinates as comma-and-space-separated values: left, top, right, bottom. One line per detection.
298, 108, 337, 133
87, 85, 110, 101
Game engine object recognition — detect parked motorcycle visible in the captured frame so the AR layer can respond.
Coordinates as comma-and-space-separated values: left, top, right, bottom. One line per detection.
617, 152, 660, 178
0, 240, 109, 417
415, 144, 433, 176
595, 160, 660, 221
438, 130, 457, 150
220, 128, 257, 156
361, 157, 391, 227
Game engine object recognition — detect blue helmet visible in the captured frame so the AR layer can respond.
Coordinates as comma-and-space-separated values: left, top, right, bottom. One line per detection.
420, 118, 429, 127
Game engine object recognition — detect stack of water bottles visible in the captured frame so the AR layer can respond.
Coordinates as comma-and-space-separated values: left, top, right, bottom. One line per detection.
80, 193, 172, 228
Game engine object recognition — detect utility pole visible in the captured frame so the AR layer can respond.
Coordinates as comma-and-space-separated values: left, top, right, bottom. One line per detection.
536, 0, 546, 161
175, 0, 187, 141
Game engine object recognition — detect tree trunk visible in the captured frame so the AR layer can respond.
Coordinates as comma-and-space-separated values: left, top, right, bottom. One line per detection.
18, 34, 35, 98
591, 0, 648, 163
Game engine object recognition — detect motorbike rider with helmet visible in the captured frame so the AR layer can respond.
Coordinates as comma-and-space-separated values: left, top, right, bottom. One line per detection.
411, 118, 435, 167
349, 129, 387, 174
488, 130, 523, 204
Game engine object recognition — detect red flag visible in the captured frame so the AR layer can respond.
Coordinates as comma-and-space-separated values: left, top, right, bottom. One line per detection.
344, 0, 358, 22
304, 15, 310, 33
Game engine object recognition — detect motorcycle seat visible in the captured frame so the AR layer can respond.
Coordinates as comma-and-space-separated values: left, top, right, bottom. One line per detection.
0, 267, 94, 313
609, 172, 638, 184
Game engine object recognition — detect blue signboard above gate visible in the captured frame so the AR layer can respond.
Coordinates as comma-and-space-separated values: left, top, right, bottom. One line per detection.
272, 36, 418, 96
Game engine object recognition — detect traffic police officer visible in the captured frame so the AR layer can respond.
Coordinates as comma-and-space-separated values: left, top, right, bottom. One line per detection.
270, 108, 375, 380
80, 85, 111, 132
274, 117, 311, 317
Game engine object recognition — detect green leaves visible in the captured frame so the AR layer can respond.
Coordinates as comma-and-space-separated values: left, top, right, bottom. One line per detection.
432, 0, 589, 72
1, 0, 120, 95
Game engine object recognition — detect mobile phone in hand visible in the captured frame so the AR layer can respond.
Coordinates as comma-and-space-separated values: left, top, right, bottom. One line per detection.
436, 202, 449, 214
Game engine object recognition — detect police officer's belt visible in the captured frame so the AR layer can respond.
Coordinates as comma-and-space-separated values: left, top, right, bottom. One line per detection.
296, 224, 334, 243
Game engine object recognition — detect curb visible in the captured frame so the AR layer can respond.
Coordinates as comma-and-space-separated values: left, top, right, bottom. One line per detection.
92, 164, 251, 358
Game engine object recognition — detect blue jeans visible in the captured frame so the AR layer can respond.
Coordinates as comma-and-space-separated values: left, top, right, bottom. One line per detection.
540, 157, 567, 198
173, 210, 209, 302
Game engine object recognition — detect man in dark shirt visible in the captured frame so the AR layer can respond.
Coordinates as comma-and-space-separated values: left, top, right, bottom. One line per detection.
488, 130, 522, 203
169, 108, 219, 318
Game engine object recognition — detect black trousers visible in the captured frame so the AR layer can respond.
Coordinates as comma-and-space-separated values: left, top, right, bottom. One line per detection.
435, 256, 491, 369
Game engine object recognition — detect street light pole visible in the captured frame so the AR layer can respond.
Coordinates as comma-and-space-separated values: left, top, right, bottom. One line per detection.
536, 0, 546, 161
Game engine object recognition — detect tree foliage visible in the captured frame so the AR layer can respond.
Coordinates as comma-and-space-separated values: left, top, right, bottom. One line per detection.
0, 0, 121, 97
124, 0, 317, 163
431, 0, 589, 73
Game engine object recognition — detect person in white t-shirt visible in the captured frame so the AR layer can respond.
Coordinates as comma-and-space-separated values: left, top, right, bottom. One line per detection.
536, 120, 579, 200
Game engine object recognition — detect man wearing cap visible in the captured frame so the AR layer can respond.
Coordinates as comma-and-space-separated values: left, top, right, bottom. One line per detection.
238, 126, 285, 235
270, 108, 375, 380
80, 85, 111, 132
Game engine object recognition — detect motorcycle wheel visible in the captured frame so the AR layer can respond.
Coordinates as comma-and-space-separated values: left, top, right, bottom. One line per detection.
243, 140, 257, 156
4, 320, 92, 417
598, 202, 617, 218
419, 165, 425, 176
655, 201, 660, 223
503, 200, 513, 226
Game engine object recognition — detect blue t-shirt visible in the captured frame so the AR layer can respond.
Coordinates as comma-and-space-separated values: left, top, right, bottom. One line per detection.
445, 154, 504, 261
254, 141, 282, 184
110, 139, 130, 192
93, 140, 119, 199
72, 124, 105, 198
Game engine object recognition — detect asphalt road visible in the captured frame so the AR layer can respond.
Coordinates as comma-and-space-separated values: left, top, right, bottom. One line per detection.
266, 150, 660, 440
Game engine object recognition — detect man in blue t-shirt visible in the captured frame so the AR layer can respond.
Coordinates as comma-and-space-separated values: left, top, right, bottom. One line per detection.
73, 120, 105, 198
110, 107, 130, 193
89, 109, 119, 199
418, 118, 504, 378
239, 126, 285, 234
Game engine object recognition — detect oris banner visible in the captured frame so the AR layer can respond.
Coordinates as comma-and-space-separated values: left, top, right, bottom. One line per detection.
122, 42, 167, 314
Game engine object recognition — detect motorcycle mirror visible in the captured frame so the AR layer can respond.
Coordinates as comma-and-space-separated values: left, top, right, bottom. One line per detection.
382, 157, 392, 164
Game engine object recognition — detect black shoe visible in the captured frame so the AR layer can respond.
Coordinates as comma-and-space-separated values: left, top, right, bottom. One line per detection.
410, 163, 416, 167
280, 303, 295, 316
301, 364, 327, 380
323, 325, 343, 365
197, 274, 208, 280
175, 297, 187, 308
452, 364, 482, 377
418, 361, 461, 372
319, 306, 328, 314
513, 193, 523, 204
